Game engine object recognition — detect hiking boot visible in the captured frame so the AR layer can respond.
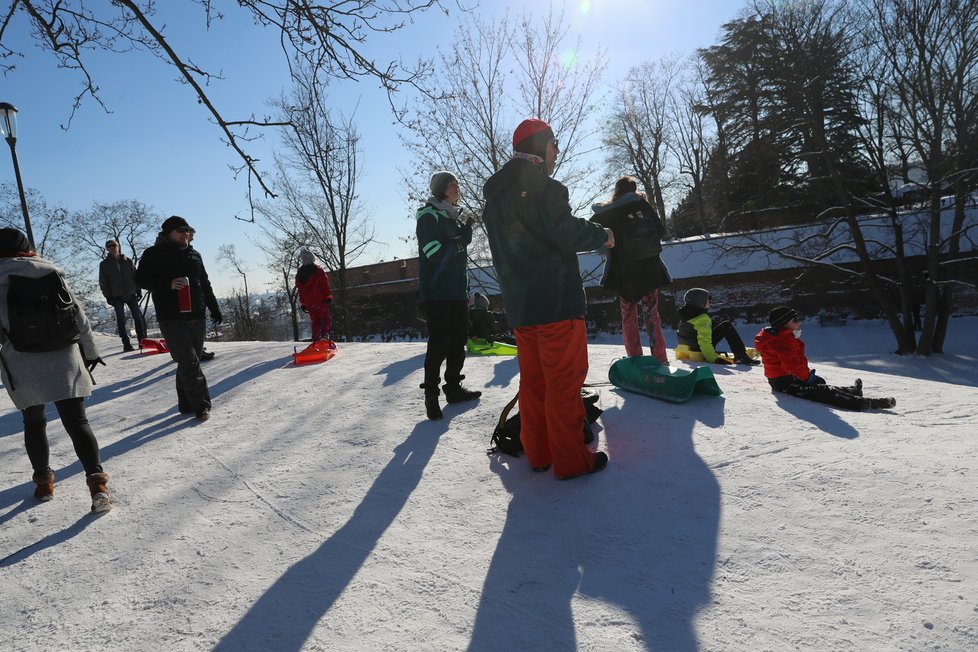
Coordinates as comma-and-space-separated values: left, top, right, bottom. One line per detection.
85, 472, 112, 513
865, 397, 896, 410
33, 469, 54, 502
122, 342, 135, 352
200, 349, 215, 361
425, 394, 443, 420
442, 384, 482, 404
733, 356, 760, 366
590, 451, 609, 473
196, 408, 211, 421
850, 378, 863, 396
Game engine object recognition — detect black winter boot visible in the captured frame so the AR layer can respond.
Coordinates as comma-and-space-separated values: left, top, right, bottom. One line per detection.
442, 384, 482, 404
425, 394, 443, 420
864, 397, 896, 410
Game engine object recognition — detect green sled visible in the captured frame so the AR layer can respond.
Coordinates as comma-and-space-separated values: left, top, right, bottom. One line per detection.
467, 338, 518, 356
609, 356, 723, 403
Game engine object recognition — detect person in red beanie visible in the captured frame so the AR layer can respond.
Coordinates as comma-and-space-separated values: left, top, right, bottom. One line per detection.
482, 118, 614, 479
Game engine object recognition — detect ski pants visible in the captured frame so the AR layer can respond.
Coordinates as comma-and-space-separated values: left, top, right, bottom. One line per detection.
514, 318, 596, 478
23, 397, 103, 475
621, 291, 667, 364
110, 295, 147, 345
159, 318, 211, 414
769, 377, 864, 410
307, 303, 332, 342
420, 299, 469, 393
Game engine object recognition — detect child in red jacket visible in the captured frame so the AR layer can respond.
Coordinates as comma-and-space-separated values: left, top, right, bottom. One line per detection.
755, 306, 895, 410
295, 249, 333, 341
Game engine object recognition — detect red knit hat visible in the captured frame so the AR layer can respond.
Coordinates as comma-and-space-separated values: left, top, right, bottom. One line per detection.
512, 118, 555, 157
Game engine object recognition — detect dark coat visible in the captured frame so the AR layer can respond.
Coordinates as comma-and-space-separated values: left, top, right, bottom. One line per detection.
415, 203, 472, 301
482, 157, 609, 327
135, 236, 221, 322
590, 193, 671, 302
99, 254, 140, 299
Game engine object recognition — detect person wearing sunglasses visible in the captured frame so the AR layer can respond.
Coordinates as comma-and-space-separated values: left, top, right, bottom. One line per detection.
482, 118, 615, 479
99, 238, 147, 352
136, 215, 223, 421
755, 306, 896, 410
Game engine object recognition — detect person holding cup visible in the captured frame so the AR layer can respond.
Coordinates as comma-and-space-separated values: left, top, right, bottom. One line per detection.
136, 216, 223, 421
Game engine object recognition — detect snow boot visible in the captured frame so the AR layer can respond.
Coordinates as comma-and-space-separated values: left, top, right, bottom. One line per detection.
85, 472, 112, 513
442, 384, 482, 404
33, 469, 54, 502
425, 393, 443, 420
122, 341, 135, 352
849, 378, 863, 396
864, 397, 896, 410
733, 356, 760, 366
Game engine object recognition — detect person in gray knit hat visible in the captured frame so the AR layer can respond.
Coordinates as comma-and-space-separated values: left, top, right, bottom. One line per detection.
676, 287, 758, 365
416, 170, 480, 420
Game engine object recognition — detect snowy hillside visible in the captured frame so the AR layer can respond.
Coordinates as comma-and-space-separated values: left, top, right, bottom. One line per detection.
1, 319, 977, 651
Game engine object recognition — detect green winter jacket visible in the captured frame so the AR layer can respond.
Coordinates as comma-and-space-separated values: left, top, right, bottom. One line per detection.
416, 202, 472, 301
676, 305, 719, 362
482, 157, 609, 327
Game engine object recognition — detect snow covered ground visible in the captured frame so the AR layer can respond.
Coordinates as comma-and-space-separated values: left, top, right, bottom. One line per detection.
1, 318, 976, 651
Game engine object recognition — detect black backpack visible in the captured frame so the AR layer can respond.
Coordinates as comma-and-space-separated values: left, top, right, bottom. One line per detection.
487, 389, 604, 457
5, 272, 81, 352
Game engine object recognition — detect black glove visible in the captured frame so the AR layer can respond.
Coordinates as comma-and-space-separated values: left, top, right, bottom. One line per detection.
86, 357, 106, 373
464, 216, 475, 228
136, 290, 143, 300
105, 298, 114, 307
300, 306, 309, 313
211, 310, 223, 325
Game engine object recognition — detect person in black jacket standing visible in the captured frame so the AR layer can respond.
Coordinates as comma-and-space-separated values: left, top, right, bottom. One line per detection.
99, 239, 147, 352
136, 216, 223, 421
416, 171, 481, 420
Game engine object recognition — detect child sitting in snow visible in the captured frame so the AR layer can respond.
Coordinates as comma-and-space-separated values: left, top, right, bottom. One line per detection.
754, 306, 896, 410
676, 288, 758, 366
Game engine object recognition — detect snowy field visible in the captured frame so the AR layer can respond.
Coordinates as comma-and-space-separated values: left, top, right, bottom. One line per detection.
1, 318, 976, 651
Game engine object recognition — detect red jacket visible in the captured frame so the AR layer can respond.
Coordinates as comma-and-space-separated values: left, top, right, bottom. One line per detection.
754, 326, 810, 381
295, 265, 333, 310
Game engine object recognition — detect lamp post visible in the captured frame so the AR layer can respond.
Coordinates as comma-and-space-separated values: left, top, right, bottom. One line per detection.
0, 102, 36, 249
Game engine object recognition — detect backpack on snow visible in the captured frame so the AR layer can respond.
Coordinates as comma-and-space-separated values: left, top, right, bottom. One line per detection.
4, 272, 81, 352
487, 389, 604, 457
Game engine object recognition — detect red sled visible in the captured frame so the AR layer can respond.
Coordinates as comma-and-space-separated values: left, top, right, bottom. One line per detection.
140, 338, 169, 355
293, 339, 337, 366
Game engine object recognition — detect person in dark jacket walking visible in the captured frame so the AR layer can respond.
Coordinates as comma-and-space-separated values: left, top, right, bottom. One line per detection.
99, 238, 146, 352
295, 249, 333, 342
676, 287, 757, 366
416, 170, 481, 420
755, 306, 896, 410
590, 176, 672, 364
0, 228, 112, 512
135, 216, 223, 421
482, 118, 614, 479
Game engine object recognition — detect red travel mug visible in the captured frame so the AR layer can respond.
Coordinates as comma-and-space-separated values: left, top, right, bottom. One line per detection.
178, 277, 192, 312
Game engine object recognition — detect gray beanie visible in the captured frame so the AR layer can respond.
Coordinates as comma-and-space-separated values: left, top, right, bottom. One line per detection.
429, 171, 458, 199
683, 288, 711, 310
299, 249, 315, 265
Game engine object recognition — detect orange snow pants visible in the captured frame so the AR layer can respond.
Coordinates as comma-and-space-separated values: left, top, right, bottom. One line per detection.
514, 318, 595, 478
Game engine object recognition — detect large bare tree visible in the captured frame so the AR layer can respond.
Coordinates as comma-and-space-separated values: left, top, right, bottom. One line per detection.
1, 0, 448, 201
254, 73, 374, 342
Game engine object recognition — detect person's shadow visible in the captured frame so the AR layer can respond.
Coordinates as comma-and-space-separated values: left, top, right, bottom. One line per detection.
374, 351, 426, 387
213, 419, 447, 651
774, 393, 860, 439
467, 391, 721, 651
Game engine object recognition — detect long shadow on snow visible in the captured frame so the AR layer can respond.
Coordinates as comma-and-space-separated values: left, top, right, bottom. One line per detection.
468, 391, 721, 651
773, 393, 860, 439
374, 352, 426, 387
0, 509, 104, 568
213, 419, 447, 651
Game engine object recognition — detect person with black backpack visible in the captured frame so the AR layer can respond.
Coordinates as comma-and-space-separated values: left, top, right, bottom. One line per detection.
0, 227, 112, 513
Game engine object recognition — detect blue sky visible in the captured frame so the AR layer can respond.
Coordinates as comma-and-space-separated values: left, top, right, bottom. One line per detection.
0, 0, 744, 294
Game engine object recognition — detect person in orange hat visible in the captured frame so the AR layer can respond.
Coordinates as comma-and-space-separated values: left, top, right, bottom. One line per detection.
482, 119, 614, 479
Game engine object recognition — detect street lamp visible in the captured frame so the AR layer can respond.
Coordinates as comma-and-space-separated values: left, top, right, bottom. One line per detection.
0, 102, 36, 249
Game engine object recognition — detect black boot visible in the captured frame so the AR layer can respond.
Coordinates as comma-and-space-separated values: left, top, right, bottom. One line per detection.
420, 382, 443, 420
864, 396, 896, 410
442, 383, 482, 404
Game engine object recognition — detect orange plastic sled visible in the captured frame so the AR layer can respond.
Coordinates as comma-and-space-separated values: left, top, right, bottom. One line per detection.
140, 338, 169, 355
293, 339, 337, 366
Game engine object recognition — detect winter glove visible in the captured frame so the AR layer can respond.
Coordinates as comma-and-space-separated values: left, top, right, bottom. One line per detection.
136, 290, 142, 300
804, 369, 826, 385
211, 311, 223, 325
86, 357, 106, 373
464, 216, 475, 228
